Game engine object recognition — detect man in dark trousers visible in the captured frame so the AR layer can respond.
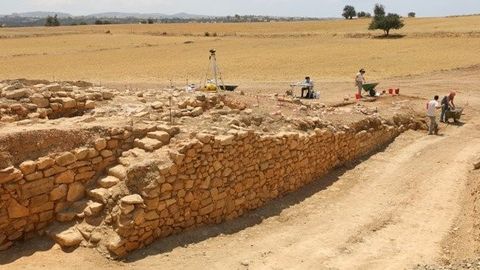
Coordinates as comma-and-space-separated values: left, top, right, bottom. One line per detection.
301, 76, 314, 99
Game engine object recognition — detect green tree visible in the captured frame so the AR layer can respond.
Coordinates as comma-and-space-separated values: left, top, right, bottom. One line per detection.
358, 11, 366, 18
373, 4, 386, 17
342, 5, 356, 19
52, 15, 60, 26
408, 12, 416, 18
369, 13, 405, 36
45, 16, 53, 26
45, 14, 60, 27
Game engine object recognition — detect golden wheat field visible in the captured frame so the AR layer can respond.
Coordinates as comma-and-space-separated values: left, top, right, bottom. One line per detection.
0, 16, 479, 85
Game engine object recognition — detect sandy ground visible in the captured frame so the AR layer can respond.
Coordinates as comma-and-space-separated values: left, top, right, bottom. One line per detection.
1, 67, 480, 270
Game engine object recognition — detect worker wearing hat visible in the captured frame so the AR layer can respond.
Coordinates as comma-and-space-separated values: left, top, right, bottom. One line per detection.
355, 69, 366, 97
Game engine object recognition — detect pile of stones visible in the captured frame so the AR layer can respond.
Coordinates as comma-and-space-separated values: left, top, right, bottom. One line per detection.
0, 80, 116, 123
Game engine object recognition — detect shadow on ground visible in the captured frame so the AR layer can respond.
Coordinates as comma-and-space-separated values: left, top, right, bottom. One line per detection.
0, 236, 55, 265
0, 140, 393, 265
373, 34, 406, 39
124, 143, 392, 263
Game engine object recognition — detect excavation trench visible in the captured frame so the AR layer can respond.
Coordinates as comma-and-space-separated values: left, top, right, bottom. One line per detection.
0, 111, 425, 257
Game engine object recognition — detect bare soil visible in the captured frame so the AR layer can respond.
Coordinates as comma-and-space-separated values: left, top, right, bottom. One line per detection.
1, 67, 480, 270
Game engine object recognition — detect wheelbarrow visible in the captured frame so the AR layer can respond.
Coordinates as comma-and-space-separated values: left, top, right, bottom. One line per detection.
445, 107, 463, 122
362, 83, 379, 97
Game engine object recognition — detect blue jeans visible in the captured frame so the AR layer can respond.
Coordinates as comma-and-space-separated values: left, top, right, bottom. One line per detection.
440, 105, 448, 121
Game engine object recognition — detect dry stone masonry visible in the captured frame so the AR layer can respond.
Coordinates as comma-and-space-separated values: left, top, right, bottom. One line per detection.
0, 79, 115, 123
0, 79, 424, 258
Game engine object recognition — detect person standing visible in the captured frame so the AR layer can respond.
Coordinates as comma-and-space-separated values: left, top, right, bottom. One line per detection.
355, 69, 366, 97
440, 91, 456, 122
427, 95, 441, 135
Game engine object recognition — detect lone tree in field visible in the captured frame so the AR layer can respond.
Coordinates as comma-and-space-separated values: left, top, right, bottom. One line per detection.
408, 12, 416, 18
368, 4, 404, 36
342, 5, 357, 20
45, 15, 60, 27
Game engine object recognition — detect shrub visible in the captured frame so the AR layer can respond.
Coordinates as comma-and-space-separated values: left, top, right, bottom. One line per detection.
408, 12, 416, 18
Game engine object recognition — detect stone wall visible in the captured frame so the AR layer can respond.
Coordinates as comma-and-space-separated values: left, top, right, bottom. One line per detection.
0, 114, 415, 256
0, 127, 134, 251
105, 117, 404, 256
0, 80, 115, 123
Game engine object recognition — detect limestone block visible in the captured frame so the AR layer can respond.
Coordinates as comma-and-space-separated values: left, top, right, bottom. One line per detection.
108, 165, 127, 180
84, 202, 104, 217
0, 167, 23, 184
19, 160, 36, 175
7, 199, 29, 219
55, 152, 76, 167
101, 149, 113, 158
98, 176, 120, 188
134, 138, 163, 152
67, 182, 85, 202
30, 93, 50, 108
147, 131, 170, 144
50, 184, 68, 201
85, 100, 95, 109
156, 124, 180, 136
94, 138, 107, 151
191, 107, 204, 117
73, 148, 89, 160
75, 171, 96, 181
55, 170, 75, 184
52, 228, 84, 248
121, 194, 144, 205
37, 157, 55, 171
216, 135, 235, 146
5, 88, 30, 100
60, 97, 76, 109
120, 204, 135, 215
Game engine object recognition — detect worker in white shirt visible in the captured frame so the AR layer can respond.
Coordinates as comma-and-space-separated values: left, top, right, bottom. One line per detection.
301, 76, 314, 99
355, 69, 366, 96
426, 95, 441, 135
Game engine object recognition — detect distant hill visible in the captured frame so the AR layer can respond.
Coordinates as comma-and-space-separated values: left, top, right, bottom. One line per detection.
1, 11, 208, 19
0, 11, 320, 27
86, 12, 208, 19
10, 11, 72, 18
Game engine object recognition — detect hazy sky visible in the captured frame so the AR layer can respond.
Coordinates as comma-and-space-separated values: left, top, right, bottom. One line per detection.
1, 0, 479, 17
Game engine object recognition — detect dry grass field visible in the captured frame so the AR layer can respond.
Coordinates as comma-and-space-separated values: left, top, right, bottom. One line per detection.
0, 16, 479, 86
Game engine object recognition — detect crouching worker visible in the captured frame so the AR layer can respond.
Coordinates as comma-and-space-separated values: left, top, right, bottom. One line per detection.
426, 95, 441, 135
